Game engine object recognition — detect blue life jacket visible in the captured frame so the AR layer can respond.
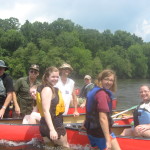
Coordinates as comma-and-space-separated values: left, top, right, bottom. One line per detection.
84, 86, 113, 130
138, 109, 150, 124
134, 107, 150, 126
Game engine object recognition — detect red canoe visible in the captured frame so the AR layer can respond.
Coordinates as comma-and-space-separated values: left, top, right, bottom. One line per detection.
0, 123, 42, 142
67, 107, 86, 114
113, 117, 133, 125
66, 123, 150, 150
0, 121, 150, 150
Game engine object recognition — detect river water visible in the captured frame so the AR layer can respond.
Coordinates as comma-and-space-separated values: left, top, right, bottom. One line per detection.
75, 78, 150, 109
1, 79, 150, 150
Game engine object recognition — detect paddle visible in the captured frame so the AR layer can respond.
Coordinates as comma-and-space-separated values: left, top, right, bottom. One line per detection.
111, 105, 138, 118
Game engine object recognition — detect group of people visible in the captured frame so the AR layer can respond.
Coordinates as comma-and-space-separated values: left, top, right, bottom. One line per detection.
0, 60, 79, 148
2, 58, 150, 149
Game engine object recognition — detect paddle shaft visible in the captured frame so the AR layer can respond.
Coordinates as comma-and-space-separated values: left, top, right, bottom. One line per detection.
111, 105, 138, 118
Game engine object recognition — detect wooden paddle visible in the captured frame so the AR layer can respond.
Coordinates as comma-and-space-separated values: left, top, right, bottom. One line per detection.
111, 105, 138, 118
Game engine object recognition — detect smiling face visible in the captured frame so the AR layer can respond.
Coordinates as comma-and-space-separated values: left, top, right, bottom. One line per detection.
29, 86, 37, 100
101, 74, 115, 90
139, 85, 150, 102
47, 71, 59, 86
61, 68, 71, 77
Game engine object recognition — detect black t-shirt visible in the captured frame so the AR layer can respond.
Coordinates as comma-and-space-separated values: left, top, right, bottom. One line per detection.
0, 73, 14, 104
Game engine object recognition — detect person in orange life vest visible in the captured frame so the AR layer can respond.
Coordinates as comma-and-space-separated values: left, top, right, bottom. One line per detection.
84, 69, 121, 150
0, 60, 14, 118
37, 67, 69, 148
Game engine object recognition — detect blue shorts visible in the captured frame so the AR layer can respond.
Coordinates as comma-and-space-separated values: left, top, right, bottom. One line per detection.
88, 132, 116, 150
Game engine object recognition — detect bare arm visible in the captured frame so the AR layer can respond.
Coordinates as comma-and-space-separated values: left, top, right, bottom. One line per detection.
80, 99, 86, 108
72, 89, 79, 116
12, 92, 20, 115
99, 112, 111, 150
41, 87, 58, 140
0, 92, 13, 118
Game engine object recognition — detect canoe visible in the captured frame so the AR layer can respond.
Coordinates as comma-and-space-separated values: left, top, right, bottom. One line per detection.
0, 123, 41, 142
67, 107, 86, 114
0, 121, 126, 142
1, 121, 149, 150
0, 114, 133, 126
0, 113, 85, 125
65, 123, 150, 150
113, 117, 133, 125
0, 118, 126, 142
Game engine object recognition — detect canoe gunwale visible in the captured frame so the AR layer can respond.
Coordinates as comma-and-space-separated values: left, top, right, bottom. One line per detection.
117, 135, 150, 140
0, 123, 40, 126
65, 123, 132, 131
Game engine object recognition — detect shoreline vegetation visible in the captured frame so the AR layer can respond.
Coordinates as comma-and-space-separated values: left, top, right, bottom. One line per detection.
0, 17, 150, 80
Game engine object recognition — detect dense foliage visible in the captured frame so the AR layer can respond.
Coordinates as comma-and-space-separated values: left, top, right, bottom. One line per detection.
0, 17, 150, 79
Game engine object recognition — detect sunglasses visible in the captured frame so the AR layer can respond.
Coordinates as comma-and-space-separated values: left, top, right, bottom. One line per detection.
63, 68, 71, 71
30, 70, 38, 74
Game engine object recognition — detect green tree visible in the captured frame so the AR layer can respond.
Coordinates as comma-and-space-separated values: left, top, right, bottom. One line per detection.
0, 29, 24, 53
0, 17, 20, 31
56, 31, 84, 48
127, 45, 148, 78
113, 30, 143, 49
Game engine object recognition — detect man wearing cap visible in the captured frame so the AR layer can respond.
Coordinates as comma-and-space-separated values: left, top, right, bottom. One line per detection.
55, 63, 79, 116
15, 64, 40, 117
0, 60, 14, 118
79, 75, 94, 108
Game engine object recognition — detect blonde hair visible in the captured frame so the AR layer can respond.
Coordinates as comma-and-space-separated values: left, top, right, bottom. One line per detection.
95, 69, 117, 92
42, 66, 59, 94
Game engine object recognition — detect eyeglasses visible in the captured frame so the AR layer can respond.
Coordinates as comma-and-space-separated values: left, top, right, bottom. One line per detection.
63, 68, 71, 71
139, 90, 150, 94
30, 70, 38, 74
103, 78, 114, 83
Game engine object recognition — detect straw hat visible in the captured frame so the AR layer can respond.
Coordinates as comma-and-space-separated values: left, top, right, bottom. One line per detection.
84, 75, 91, 80
59, 63, 73, 71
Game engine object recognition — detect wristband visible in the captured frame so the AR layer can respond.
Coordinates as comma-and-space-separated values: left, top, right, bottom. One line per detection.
2, 106, 6, 109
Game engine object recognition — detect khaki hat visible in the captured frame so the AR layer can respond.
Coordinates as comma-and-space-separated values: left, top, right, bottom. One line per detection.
84, 75, 91, 80
0, 60, 8, 70
59, 63, 73, 71
30, 64, 39, 71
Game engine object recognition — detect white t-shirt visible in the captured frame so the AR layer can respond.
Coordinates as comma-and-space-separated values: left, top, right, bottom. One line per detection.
55, 77, 75, 115
139, 102, 150, 112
